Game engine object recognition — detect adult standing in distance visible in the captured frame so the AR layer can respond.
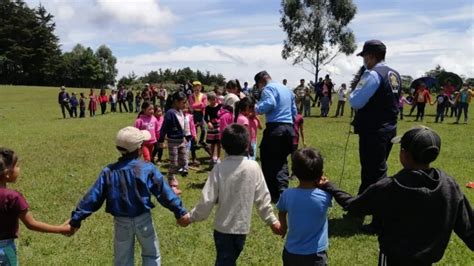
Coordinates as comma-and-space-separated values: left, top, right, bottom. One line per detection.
254, 71, 297, 203
349, 40, 401, 233
58, 86, 72, 119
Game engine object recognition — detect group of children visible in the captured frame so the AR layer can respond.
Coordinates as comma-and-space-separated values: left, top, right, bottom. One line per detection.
132, 80, 269, 195
399, 82, 473, 124
58, 84, 169, 118
2, 124, 472, 265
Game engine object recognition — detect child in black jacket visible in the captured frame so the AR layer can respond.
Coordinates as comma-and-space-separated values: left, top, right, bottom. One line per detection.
320, 126, 473, 265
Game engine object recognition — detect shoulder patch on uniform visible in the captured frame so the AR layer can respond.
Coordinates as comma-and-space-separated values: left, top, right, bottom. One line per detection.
388, 71, 400, 92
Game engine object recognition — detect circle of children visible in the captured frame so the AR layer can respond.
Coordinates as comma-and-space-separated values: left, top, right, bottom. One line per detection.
2, 73, 473, 266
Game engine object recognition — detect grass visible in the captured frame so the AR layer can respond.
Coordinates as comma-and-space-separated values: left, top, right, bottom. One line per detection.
0, 85, 472, 265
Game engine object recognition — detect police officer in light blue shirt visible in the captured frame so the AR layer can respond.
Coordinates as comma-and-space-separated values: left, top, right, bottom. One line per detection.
349, 40, 401, 233
255, 70, 297, 203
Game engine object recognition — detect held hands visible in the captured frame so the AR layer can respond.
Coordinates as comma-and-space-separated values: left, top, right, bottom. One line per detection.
60, 219, 78, 237
317, 176, 329, 188
270, 221, 286, 237
207, 122, 213, 129
177, 213, 191, 227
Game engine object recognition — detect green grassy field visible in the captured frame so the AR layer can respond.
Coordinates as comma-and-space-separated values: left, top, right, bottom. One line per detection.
0, 85, 472, 265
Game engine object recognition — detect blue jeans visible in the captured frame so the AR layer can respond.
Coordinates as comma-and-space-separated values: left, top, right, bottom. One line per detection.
114, 212, 160, 266
213, 230, 247, 266
249, 141, 257, 161
0, 239, 17, 266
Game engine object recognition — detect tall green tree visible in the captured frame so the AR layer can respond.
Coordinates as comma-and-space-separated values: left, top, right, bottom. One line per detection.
0, 0, 61, 85
95, 45, 117, 86
280, 0, 357, 83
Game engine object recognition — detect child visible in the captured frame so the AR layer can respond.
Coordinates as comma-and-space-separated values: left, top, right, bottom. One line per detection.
158, 91, 188, 195
98, 88, 108, 115
79, 92, 86, 118
151, 106, 164, 165
277, 148, 332, 265
334, 84, 347, 117
398, 90, 412, 120
303, 89, 314, 117
218, 93, 239, 139
248, 108, 262, 161
432, 92, 449, 123
135, 90, 142, 113
319, 126, 474, 265
184, 124, 281, 265
109, 89, 117, 113
183, 101, 198, 172
204, 92, 222, 166
70, 92, 79, 118
0, 148, 72, 265
88, 89, 98, 117
68, 127, 189, 265
234, 97, 254, 158
293, 110, 305, 152
135, 102, 160, 163
413, 82, 432, 121
454, 83, 473, 124
320, 91, 331, 117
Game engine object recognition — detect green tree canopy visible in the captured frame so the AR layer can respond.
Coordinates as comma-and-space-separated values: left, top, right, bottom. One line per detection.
280, 0, 357, 82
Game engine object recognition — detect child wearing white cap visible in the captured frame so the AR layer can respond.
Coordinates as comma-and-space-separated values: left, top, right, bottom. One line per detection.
69, 126, 189, 265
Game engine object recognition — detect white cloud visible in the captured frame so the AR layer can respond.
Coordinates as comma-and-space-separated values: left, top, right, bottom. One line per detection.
96, 0, 176, 27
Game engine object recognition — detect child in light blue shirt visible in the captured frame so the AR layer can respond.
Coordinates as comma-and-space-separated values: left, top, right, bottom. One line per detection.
277, 147, 332, 265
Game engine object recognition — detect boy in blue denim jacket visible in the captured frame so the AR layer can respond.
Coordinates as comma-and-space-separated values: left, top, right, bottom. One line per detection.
69, 126, 189, 265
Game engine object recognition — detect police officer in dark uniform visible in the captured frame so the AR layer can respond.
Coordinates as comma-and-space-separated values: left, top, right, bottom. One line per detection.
349, 40, 401, 233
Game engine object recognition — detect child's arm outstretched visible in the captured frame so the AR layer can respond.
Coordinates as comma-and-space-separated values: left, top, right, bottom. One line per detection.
318, 176, 378, 217
254, 166, 281, 235
20, 211, 73, 236
148, 168, 188, 223
188, 169, 219, 223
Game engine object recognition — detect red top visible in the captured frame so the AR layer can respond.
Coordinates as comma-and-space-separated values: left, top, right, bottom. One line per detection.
0, 188, 29, 240
293, 114, 304, 145
98, 95, 108, 104
443, 85, 455, 97
414, 89, 432, 104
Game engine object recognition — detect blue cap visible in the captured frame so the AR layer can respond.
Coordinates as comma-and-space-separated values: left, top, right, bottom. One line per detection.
357, 40, 386, 56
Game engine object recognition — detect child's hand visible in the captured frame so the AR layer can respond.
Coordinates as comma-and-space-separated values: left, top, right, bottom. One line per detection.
61, 219, 78, 237
208, 122, 213, 129
317, 176, 329, 188
270, 221, 283, 236
159, 142, 165, 149
177, 213, 191, 227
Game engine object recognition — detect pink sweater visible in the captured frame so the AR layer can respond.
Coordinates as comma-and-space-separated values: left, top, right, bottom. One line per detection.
218, 107, 234, 138
185, 113, 197, 138
134, 114, 160, 144
188, 93, 208, 112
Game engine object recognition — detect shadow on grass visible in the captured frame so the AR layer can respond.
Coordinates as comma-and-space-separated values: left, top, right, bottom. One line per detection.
328, 217, 365, 237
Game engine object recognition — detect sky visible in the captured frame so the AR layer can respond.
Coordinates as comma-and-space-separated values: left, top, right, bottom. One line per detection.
24, 0, 474, 87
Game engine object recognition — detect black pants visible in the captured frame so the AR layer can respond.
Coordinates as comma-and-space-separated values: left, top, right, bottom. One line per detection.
409, 103, 417, 116
79, 107, 85, 118
378, 251, 431, 266
128, 101, 133, 113
71, 107, 77, 118
213, 230, 246, 266
457, 102, 469, 122
60, 103, 72, 118
398, 107, 404, 120
358, 129, 395, 227
283, 249, 327, 266
118, 101, 128, 112
100, 102, 107, 115
111, 103, 117, 113
260, 123, 294, 203
152, 142, 163, 162
415, 103, 426, 120
335, 101, 345, 116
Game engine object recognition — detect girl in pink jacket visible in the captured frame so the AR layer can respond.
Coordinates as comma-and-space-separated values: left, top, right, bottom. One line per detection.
134, 102, 160, 162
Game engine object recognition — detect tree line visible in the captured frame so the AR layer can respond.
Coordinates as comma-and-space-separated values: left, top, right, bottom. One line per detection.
118, 67, 227, 87
0, 0, 227, 88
